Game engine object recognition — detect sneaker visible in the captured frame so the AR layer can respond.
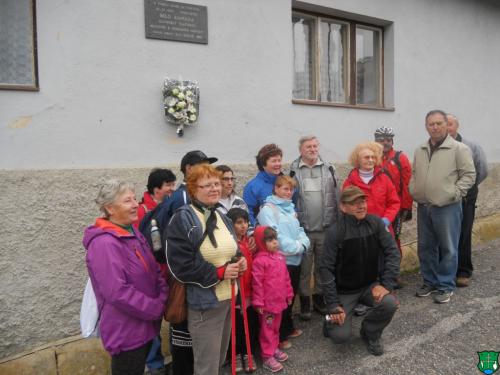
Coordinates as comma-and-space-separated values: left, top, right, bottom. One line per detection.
279, 340, 292, 350
263, 357, 283, 373
433, 290, 453, 304
243, 354, 257, 372
360, 329, 384, 356
353, 303, 368, 316
235, 355, 244, 373
274, 349, 289, 362
287, 329, 303, 339
299, 296, 312, 321
415, 284, 437, 297
456, 277, 470, 287
312, 294, 327, 315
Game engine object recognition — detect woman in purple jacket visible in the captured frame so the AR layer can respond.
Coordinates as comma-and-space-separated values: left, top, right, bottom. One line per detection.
83, 180, 168, 375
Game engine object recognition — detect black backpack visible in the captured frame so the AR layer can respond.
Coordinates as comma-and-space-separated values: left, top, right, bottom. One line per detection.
139, 187, 189, 263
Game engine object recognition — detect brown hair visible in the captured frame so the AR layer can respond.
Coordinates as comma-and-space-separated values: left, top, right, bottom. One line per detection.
348, 142, 383, 168
256, 144, 283, 171
186, 164, 222, 200
263, 227, 278, 242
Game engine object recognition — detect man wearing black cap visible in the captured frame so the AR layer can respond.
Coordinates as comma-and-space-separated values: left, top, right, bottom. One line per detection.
164, 150, 217, 375
319, 186, 400, 356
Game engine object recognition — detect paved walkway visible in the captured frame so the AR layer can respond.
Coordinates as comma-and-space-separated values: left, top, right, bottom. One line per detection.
230, 239, 500, 375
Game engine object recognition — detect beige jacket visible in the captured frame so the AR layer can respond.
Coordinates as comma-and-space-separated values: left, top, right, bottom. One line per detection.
409, 135, 475, 207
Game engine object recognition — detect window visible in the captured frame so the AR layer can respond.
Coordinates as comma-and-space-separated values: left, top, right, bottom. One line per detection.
292, 10, 384, 108
0, 0, 39, 91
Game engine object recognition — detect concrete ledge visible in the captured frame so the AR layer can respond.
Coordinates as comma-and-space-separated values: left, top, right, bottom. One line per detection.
399, 212, 500, 273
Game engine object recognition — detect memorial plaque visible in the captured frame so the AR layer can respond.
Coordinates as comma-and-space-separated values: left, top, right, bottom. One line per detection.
144, 0, 208, 44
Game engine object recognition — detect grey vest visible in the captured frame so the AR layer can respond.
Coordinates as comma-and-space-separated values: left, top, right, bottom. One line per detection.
289, 157, 340, 231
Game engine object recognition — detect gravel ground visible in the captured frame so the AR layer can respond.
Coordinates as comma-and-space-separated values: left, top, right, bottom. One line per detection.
223, 239, 500, 375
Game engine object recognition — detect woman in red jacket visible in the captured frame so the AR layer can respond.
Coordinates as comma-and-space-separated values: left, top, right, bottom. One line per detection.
343, 142, 401, 315
343, 142, 400, 232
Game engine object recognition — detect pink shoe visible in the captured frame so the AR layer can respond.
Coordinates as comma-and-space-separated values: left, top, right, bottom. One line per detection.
274, 349, 289, 362
263, 357, 283, 372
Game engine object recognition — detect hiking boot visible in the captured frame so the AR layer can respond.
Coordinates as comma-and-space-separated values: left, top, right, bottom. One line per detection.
312, 294, 327, 315
279, 340, 292, 350
263, 357, 283, 373
144, 368, 166, 375
243, 354, 257, 372
353, 303, 369, 316
299, 296, 312, 321
415, 284, 437, 297
274, 349, 289, 362
393, 277, 405, 290
287, 329, 303, 339
456, 277, 471, 288
433, 290, 453, 304
360, 329, 384, 356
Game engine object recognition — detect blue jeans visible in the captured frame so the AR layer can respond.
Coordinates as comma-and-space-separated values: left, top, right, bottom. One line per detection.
146, 335, 165, 370
417, 202, 462, 292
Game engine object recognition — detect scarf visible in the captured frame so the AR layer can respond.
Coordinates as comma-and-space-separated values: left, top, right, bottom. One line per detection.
192, 199, 218, 248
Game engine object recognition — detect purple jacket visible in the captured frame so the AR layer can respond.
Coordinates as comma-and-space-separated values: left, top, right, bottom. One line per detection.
251, 226, 293, 313
83, 218, 168, 355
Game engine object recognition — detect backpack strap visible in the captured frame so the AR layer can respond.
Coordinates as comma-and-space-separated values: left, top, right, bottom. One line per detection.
328, 165, 338, 188
391, 151, 403, 192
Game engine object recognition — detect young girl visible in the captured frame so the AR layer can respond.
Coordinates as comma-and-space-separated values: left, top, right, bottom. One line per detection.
227, 208, 258, 372
257, 175, 309, 349
252, 226, 293, 373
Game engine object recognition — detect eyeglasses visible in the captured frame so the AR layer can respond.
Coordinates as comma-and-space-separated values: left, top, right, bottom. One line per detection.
197, 182, 221, 190
222, 177, 236, 182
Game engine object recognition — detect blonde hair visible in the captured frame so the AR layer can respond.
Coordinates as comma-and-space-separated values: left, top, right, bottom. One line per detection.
274, 175, 297, 189
348, 142, 383, 168
95, 179, 135, 218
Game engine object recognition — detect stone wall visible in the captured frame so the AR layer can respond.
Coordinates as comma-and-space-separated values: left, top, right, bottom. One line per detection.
0, 163, 499, 359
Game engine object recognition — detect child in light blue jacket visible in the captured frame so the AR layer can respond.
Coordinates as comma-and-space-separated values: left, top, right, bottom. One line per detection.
257, 175, 310, 349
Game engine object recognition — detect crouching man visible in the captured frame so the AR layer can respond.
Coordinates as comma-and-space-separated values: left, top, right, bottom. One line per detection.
319, 186, 400, 356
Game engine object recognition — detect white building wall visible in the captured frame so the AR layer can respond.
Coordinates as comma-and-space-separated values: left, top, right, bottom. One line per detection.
1, 0, 500, 170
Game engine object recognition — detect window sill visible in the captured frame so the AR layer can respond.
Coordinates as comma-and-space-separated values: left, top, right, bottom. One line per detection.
292, 99, 394, 111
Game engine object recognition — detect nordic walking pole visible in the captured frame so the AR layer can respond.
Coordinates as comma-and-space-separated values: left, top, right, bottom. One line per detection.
231, 279, 237, 375
237, 278, 254, 372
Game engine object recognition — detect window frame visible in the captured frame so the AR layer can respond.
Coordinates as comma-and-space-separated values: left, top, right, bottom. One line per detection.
0, 0, 39, 91
292, 9, 389, 111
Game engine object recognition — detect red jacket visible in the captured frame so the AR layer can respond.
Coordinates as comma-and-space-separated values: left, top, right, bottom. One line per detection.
133, 192, 157, 229
343, 167, 400, 223
381, 149, 413, 210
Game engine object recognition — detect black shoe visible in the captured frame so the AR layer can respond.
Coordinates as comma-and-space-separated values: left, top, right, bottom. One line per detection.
312, 294, 327, 315
353, 303, 368, 316
360, 329, 384, 356
299, 296, 312, 321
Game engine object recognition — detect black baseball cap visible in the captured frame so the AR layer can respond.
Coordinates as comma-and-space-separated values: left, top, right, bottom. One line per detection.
180, 150, 218, 174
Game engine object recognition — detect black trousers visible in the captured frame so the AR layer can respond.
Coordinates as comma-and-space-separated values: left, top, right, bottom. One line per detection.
235, 306, 259, 356
457, 186, 478, 278
111, 341, 152, 375
323, 285, 398, 343
279, 264, 301, 341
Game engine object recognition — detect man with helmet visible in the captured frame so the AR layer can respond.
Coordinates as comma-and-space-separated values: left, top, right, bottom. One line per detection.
374, 127, 413, 254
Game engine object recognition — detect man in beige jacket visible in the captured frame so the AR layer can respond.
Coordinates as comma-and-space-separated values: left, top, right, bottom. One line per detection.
410, 110, 475, 304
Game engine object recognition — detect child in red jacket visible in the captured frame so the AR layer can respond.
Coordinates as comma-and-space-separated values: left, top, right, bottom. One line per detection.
252, 226, 294, 373
227, 208, 258, 372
